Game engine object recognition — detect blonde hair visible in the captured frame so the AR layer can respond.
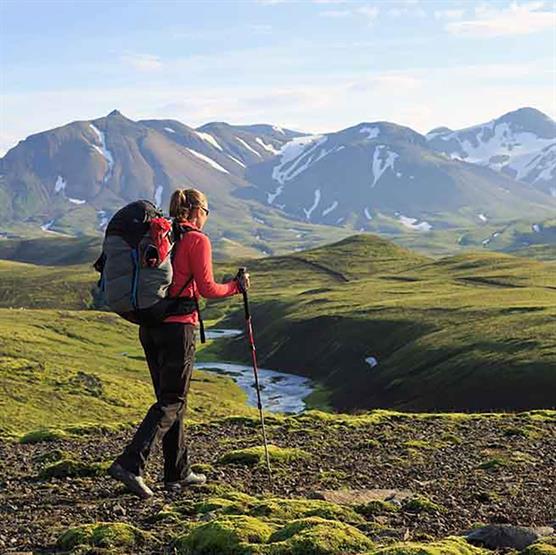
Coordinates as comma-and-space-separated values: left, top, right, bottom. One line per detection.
169, 188, 208, 221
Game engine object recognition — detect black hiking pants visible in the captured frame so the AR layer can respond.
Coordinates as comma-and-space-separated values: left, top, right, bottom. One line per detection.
114, 323, 196, 483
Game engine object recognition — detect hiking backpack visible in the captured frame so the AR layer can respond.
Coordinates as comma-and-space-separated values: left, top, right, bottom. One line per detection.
94, 199, 200, 328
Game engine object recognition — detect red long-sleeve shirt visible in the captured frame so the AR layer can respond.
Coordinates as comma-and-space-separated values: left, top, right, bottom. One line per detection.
165, 222, 240, 325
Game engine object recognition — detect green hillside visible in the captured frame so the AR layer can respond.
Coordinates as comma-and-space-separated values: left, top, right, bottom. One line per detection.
1, 233, 553, 413
210, 236, 556, 411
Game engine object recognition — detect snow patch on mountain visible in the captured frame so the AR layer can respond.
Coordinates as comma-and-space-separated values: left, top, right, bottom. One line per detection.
154, 185, 163, 206
364, 208, 373, 220
272, 125, 285, 135
186, 148, 229, 174
41, 220, 55, 232
255, 137, 280, 155
478, 213, 488, 222
532, 224, 541, 233
228, 155, 246, 168
69, 197, 86, 205
322, 200, 338, 216
360, 126, 380, 140
399, 214, 432, 231
89, 124, 114, 183
272, 135, 327, 185
164, 127, 176, 134
197, 131, 223, 151
267, 185, 284, 205
236, 137, 262, 157
365, 356, 378, 368
427, 120, 555, 183
97, 210, 108, 230
55, 175, 66, 193
371, 145, 399, 187
303, 189, 321, 220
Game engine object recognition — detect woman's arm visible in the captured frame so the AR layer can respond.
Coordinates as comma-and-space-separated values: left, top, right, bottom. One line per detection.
190, 233, 240, 299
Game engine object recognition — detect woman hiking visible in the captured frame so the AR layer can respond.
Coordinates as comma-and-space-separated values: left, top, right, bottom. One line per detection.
108, 188, 249, 499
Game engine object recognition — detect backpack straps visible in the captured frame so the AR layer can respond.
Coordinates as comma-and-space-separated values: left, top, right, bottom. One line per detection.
171, 222, 206, 343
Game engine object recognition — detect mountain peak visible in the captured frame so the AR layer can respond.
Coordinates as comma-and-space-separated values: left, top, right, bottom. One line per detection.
107, 109, 124, 118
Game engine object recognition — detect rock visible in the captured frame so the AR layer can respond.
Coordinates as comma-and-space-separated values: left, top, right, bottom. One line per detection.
309, 488, 414, 506
465, 524, 554, 550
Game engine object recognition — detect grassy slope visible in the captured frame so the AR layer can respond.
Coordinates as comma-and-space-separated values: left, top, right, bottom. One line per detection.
0, 234, 554, 414
210, 236, 556, 411
0, 309, 256, 437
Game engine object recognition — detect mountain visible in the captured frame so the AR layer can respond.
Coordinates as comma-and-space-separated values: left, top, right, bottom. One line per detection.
241, 119, 556, 230
426, 107, 556, 196
1, 108, 555, 258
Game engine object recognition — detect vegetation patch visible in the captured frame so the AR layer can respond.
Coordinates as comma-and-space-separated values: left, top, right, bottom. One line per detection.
19, 428, 68, 444
218, 445, 311, 466
355, 500, 401, 517
402, 496, 444, 514
267, 516, 374, 554
521, 543, 556, 555
38, 458, 109, 479
372, 536, 491, 554
173, 515, 273, 554
57, 522, 152, 550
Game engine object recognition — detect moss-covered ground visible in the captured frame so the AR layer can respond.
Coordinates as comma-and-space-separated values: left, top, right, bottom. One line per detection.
1, 410, 554, 553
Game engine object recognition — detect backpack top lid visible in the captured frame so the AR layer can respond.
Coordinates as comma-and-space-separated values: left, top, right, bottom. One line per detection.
106, 199, 163, 248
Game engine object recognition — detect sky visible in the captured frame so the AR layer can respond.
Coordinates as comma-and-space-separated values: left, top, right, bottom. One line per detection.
0, 0, 555, 155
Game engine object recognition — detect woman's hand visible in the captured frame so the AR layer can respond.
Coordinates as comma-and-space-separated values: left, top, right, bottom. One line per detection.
235, 268, 251, 292
239, 272, 250, 291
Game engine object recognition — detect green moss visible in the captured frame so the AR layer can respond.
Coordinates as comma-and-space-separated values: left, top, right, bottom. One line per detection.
478, 457, 509, 470
39, 458, 110, 479
57, 522, 151, 549
371, 536, 490, 554
521, 544, 556, 555
402, 496, 444, 514
355, 500, 400, 516
404, 440, 446, 450
173, 515, 273, 554
191, 463, 216, 474
250, 498, 364, 525
19, 428, 68, 443
267, 517, 374, 554
194, 492, 258, 515
33, 448, 68, 464
218, 445, 311, 466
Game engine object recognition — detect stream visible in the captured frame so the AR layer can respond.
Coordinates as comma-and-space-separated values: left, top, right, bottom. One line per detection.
197, 328, 315, 414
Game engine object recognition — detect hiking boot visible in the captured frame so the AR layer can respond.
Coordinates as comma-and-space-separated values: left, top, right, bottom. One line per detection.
108, 462, 154, 499
165, 471, 207, 492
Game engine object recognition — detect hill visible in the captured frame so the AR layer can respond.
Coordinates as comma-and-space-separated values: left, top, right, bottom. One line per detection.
210, 236, 556, 411
1, 233, 554, 412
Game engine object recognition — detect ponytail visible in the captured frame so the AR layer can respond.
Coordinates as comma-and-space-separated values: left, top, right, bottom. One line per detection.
169, 188, 207, 221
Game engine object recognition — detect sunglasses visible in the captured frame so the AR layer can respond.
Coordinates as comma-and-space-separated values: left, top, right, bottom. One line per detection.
197, 205, 210, 216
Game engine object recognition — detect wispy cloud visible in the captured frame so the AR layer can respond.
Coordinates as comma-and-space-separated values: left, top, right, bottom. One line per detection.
433, 8, 465, 20
121, 53, 163, 72
320, 9, 351, 18
446, 1, 555, 37
357, 5, 380, 21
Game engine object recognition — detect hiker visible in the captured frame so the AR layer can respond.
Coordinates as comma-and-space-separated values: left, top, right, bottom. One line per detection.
108, 188, 250, 499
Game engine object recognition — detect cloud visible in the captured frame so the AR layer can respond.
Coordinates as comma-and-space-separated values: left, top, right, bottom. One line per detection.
121, 53, 163, 72
446, 1, 555, 37
387, 6, 426, 18
320, 9, 351, 17
434, 8, 465, 20
356, 5, 380, 20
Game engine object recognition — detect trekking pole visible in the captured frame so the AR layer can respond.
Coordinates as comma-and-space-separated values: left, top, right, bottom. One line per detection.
237, 267, 272, 485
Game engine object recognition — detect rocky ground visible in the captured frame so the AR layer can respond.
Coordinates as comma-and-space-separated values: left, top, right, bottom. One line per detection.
1, 410, 555, 554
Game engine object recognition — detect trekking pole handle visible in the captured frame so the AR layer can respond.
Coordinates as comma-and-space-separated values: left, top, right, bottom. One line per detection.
237, 267, 250, 319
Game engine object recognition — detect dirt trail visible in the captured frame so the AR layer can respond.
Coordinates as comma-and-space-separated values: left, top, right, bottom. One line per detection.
1, 413, 555, 553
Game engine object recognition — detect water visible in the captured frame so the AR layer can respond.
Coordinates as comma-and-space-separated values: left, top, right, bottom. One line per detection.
198, 329, 314, 414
